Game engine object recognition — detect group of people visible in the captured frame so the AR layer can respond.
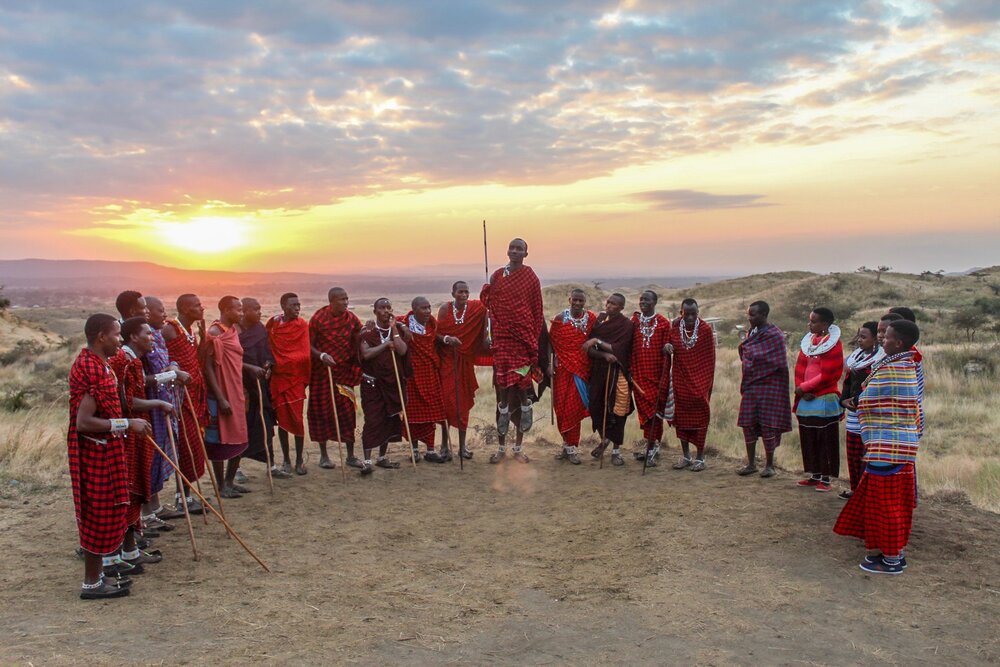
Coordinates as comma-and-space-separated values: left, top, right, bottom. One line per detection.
66, 238, 926, 599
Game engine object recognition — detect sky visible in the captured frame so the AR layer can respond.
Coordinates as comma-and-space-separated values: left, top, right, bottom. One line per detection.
1, 1, 998, 278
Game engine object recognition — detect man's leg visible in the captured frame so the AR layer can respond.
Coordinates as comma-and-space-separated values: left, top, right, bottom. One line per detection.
738, 427, 759, 475
673, 436, 693, 469
511, 427, 528, 463
212, 460, 232, 494
375, 439, 400, 469
278, 429, 292, 467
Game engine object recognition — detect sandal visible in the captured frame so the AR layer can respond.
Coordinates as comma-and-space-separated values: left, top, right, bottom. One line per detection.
126, 550, 163, 566
231, 484, 253, 494
512, 451, 530, 463
673, 457, 692, 470
424, 451, 446, 463
359, 461, 374, 476
489, 450, 506, 464
155, 505, 186, 521
736, 464, 758, 476
689, 459, 706, 472
375, 458, 400, 469
295, 462, 307, 476
220, 487, 243, 499
318, 457, 336, 469
611, 453, 624, 466
346, 456, 365, 469
460, 447, 474, 460
760, 467, 776, 479
591, 442, 608, 459
80, 578, 130, 600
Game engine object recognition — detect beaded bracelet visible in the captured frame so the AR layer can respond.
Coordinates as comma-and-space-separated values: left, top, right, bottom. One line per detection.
110, 418, 129, 433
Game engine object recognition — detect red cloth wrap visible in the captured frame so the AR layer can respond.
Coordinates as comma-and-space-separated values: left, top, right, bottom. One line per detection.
549, 312, 595, 442
208, 322, 248, 446
108, 350, 153, 505
266, 315, 310, 436
793, 336, 844, 410
438, 300, 487, 429
307, 307, 363, 444
630, 312, 672, 432
668, 319, 715, 430
480, 265, 544, 389
68, 348, 129, 555
164, 319, 207, 480
398, 313, 445, 430
834, 465, 916, 557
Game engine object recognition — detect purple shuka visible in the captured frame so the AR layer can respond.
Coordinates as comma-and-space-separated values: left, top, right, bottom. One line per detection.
144, 328, 177, 494
737, 323, 793, 433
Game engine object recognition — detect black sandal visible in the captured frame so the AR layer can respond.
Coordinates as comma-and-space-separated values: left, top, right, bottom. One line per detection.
80, 578, 130, 600
375, 458, 400, 469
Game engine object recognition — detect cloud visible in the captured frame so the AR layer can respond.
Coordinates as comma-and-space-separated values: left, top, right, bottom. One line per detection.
633, 189, 776, 211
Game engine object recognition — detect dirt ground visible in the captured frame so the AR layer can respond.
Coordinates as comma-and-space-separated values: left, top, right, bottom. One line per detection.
2, 439, 998, 666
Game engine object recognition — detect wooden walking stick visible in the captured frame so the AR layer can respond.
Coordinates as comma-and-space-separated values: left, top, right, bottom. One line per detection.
388, 325, 418, 469
600, 364, 611, 469
146, 435, 270, 572
173, 389, 209, 526
255, 378, 274, 494
453, 346, 463, 471
162, 423, 200, 560
327, 366, 347, 483
549, 349, 555, 426
182, 386, 227, 524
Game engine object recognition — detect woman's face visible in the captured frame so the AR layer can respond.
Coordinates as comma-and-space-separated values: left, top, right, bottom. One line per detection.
857, 327, 877, 352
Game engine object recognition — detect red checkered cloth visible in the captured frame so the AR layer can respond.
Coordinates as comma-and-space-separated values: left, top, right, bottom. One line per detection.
68, 348, 129, 555
480, 265, 544, 389
360, 322, 412, 448
267, 315, 311, 437
737, 323, 792, 432
398, 313, 445, 427
550, 311, 596, 441
630, 313, 671, 431
164, 319, 207, 481
438, 300, 488, 429
108, 349, 154, 504
834, 465, 915, 557
846, 431, 865, 490
668, 319, 715, 430
307, 306, 363, 444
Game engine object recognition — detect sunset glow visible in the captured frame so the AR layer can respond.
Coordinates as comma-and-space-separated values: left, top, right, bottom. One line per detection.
1, 2, 998, 276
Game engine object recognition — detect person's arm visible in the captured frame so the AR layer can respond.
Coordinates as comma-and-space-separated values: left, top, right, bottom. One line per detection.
582, 337, 617, 364
130, 397, 173, 414
243, 362, 266, 380
76, 393, 150, 436
202, 340, 230, 415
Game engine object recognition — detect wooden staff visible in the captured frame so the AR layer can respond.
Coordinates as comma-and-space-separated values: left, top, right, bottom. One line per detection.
145, 435, 270, 573
327, 366, 347, 483
162, 421, 200, 560
549, 349, 555, 426
600, 364, 611, 469
453, 346, 463, 472
255, 378, 274, 494
182, 387, 227, 525
388, 324, 418, 469
174, 389, 209, 526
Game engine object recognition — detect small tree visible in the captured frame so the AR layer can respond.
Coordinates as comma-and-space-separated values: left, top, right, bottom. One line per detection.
0, 285, 9, 312
874, 265, 892, 282
952, 308, 987, 342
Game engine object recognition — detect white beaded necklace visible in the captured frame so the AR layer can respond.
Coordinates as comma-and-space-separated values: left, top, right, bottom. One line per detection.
679, 318, 700, 350
376, 322, 392, 344
407, 314, 426, 335
638, 312, 658, 348
452, 301, 466, 325
562, 308, 589, 333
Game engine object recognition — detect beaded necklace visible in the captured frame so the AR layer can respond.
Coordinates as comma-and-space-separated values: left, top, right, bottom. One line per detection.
407, 314, 426, 336
375, 322, 392, 344
638, 312, 658, 348
452, 301, 466, 325
679, 318, 700, 349
562, 308, 589, 333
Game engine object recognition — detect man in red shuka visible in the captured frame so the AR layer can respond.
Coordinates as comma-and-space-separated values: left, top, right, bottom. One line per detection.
481, 238, 545, 463
398, 296, 447, 463
437, 280, 488, 461
630, 290, 672, 467
548, 288, 596, 465
267, 292, 312, 474
667, 298, 716, 472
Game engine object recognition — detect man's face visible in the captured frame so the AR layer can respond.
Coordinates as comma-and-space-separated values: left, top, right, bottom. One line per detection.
747, 306, 767, 329
243, 302, 262, 328
883, 325, 906, 356
181, 296, 205, 322
223, 301, 243, 326
374, 300, 393, 324
877, 320, 890, 345
452, 283, 470, 306
101, 321, 123, 357
569, 292, 586, 315
132, 297, 150, 321
282, 297, 301, 321
605, 297, 624, 317
130, 323, 154, 355
507, 239, 527, 264
639, 292, 655, 315
807, 311, 827, 335
412, 299, 432, 325
147, 301, 167, 329
330, 291, 349, 315
682, 304, 699, 325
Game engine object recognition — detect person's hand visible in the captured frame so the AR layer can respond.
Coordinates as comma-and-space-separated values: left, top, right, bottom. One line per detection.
157, 400, 174, 415
664, 343, 674, 355
320, 353, 336, 367
444, 335, 462, 346
175, 369, 191, 385
248, 365, 267, 380
128, 419, 152, 435
219, 399, 233, 416
546, 364, 554, 378
802, 392, 816, 402
606, 354, 618, 365
794, 387, 804, 398
196, 320, 207, 340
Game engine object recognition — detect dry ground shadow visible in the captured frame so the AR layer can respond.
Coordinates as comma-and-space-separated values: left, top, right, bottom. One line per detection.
1, 440, 997, 666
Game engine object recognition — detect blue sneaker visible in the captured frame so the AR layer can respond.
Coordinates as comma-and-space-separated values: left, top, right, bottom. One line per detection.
859, 557, 905, 575
863, 553, 908, 569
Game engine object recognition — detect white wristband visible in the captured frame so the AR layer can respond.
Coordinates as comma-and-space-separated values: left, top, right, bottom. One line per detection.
320, 353, 332, 363
154, 370, 177, 384
110, 418, 129, 434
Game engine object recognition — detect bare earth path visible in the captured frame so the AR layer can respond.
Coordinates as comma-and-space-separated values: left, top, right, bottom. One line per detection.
2, 441, 997, 666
